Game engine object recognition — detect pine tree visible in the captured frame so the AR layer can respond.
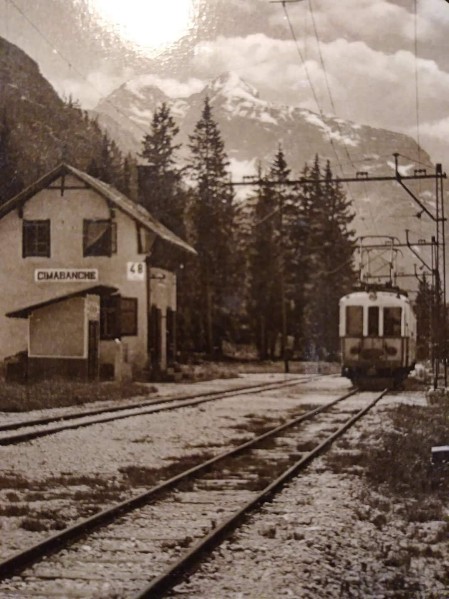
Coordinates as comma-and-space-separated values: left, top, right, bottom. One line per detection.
139, 103, 185, 235
87, 132, 123, 190
0, 112, 23, 204
415, 274, 433, 360
121, 153, 138, 201
248, 147, 296, 359
185, 97, 236, 355
300, 157, 356, 358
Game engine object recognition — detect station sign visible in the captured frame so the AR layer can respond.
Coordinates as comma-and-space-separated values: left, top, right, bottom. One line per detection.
127, 262, 146, 281
35, 268, 99, 282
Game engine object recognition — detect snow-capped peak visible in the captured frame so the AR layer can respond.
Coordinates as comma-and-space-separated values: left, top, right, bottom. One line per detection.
205, 72, 260, 102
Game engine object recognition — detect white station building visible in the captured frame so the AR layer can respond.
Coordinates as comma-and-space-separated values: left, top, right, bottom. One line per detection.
0, 163, 196, 382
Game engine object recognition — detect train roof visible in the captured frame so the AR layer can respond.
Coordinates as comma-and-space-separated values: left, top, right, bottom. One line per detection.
339, 289, 412, 306
351, 283, 408, 297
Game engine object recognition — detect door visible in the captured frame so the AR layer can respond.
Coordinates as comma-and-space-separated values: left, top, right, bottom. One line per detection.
87, 320, 99, 380
166, 308, 176, 366
149, 306, 162, 373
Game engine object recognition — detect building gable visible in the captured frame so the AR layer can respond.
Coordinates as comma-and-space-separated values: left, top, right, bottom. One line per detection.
0, 163, 196, 256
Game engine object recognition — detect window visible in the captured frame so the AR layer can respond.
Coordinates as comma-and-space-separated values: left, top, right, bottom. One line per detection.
346, 306, 363, 335
83, 220, 117, 256
368, 306, 379, 336
23, 220, 50, 257
384, 307, 402, 336
100, 296, 137, 339
137, 225, 156, 254
120, 298, 138, 336
100, 295, 120, 339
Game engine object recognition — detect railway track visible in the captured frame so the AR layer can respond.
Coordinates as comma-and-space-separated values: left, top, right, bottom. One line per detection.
0, 376, 313, 446
0, 387, 388, 598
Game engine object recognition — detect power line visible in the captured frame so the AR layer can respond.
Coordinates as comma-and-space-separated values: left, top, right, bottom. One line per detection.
413, 0, 422, 163
5, 0, 162, 144
276, 0, 382, 235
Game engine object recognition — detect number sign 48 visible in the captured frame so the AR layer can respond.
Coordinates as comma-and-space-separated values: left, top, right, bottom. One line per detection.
127, 262, 146, 281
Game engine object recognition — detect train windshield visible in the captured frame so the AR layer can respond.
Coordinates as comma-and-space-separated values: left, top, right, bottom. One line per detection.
384, 307, 402, 336
346, 306, 363, 335
368, 306, 379, 336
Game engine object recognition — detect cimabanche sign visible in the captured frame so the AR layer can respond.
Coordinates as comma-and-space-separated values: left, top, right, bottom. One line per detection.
35, 269, 99, 282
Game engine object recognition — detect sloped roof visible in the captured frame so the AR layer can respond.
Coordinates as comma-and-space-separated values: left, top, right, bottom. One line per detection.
6, 285, 118, 318
0, 163, 196, 255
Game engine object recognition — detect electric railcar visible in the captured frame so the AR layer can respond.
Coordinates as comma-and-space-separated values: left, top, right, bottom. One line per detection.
339, 287, 416, 388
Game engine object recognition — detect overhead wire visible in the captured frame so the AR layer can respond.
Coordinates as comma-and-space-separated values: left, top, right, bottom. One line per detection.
307, 0, 380, 236
413, 0, 425, 244
5, 0, 166, 144
413, 0, 422, 165
280, 0, 382, 240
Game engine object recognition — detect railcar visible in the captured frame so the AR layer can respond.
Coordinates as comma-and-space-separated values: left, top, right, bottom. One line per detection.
339, 287, 416, 389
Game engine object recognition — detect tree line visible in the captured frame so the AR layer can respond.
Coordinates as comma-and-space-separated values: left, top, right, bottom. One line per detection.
0, 88, 439, 364
139, 98, 357, 361
0, 90, 357, 361
0, 96, 137, 204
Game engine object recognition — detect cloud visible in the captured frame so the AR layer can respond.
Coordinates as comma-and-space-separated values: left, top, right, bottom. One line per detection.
53, 67, 134, 108
190, 32, 449, 160
127, 74, 205, 98
269, 0, 436, 48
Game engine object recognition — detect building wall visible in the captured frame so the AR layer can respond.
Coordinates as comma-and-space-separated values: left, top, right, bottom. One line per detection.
0, 174, 177, 377
149, 268, 177, 371
29, 296, 86, 357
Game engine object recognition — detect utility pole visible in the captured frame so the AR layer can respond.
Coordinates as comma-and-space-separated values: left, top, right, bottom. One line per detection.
232, 153, 447, 386
278, 185, 289, 373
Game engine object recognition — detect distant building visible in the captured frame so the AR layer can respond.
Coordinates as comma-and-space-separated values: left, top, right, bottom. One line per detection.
0, 163, 196, 382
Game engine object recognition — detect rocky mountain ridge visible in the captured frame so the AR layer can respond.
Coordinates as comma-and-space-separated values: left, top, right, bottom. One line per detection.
0, 36, 120, 200
93, 71, 438, 287
0, 31, 438, 288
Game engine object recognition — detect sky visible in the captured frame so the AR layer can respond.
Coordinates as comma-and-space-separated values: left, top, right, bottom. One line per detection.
1, 0, 449, 161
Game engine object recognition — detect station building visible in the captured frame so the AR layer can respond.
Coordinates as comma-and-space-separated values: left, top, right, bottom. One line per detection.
0, 163, 196, 382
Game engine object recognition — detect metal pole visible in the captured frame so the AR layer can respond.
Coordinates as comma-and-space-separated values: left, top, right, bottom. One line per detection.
437, 164, 447, 386
279, 186, 289, 374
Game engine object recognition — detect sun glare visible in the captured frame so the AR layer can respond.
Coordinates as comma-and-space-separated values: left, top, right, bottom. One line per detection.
90, 0, 194, 53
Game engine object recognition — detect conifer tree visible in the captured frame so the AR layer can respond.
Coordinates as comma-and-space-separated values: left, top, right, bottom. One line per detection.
121, 153, 138, 201
185, 97, 235, 355
249, 147, 296, 359
300, 157, 356, 358
415, 274, 433, 360
0, 112, 22, 204
87, 132, 124, 190
139, 103, 185, 235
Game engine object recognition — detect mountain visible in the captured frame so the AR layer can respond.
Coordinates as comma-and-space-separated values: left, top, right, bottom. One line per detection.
0, 36, 124, 201
93, 72, 438, 287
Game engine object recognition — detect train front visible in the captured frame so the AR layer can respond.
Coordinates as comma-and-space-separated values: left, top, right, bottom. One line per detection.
339, 289, 416, 388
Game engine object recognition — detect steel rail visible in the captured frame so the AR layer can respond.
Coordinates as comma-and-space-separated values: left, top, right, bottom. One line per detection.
0, 386, 357, 581
0, 377, 313, 445
0, 377, 310, 432
132, 388, 389, 599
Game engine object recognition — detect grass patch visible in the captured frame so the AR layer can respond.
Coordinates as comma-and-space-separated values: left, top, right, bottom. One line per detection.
232, 413, 287, 436
119, 452, 215, 487
0, 380, 155, 412
178, 359, 340, 380
362, 404, 449, 498
329, 403, 449, 499
328, 400, 449, 525
178, 362, 240, 382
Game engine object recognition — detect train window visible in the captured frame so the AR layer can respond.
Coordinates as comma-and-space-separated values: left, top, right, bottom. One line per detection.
346, 306, 363, 335
384, 307, 402, 336
368, 306, 379, 336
